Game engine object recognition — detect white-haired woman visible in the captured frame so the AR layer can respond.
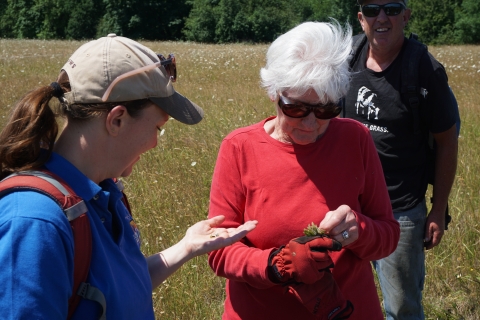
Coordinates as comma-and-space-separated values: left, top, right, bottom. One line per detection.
207, 21, 400, 320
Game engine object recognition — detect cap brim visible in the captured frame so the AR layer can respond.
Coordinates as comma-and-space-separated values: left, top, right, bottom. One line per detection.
150, 92, 204, 125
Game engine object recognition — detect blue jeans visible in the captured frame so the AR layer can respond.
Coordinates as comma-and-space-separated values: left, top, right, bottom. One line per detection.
372, 200, 426, 320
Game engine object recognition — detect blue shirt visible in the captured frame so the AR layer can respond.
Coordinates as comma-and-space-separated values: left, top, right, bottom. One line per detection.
0, 152, 154, 319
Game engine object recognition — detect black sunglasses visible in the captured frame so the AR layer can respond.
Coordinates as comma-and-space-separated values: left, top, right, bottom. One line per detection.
157, 53, 176, 82
278, 94, 343, 120
361, 3, 405, 18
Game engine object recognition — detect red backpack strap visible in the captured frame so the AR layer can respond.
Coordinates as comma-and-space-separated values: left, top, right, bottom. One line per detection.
0, 170, 106, 320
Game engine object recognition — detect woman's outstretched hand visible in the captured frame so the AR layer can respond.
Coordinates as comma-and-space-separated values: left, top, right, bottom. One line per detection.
183, 215, 258, 257
148, 215, 257, 288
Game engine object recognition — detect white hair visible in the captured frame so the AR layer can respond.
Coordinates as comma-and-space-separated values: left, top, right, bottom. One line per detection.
260, 20, 352, 103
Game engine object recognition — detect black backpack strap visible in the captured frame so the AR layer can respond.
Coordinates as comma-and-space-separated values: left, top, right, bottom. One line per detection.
401, 33, 428, 135
403, 34, 454, 229
348, 33, 368, 69
343, 33, 368, 117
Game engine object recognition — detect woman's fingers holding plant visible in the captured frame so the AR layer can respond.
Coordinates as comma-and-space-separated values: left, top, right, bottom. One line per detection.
319, 205, 359, 246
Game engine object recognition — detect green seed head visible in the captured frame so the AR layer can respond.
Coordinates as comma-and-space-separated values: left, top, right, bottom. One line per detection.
303, 222, 327, 237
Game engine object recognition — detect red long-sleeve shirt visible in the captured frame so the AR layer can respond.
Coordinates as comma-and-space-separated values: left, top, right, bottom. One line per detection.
208, 117, 399, 319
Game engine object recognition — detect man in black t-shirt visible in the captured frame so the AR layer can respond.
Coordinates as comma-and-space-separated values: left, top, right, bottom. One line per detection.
343, 1, 458, 319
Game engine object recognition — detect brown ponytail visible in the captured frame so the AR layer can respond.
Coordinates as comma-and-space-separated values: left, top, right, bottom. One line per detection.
0, 85, 59, 179
0, 71, 152, 179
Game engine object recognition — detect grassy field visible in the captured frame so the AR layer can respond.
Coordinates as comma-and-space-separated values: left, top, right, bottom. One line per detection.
0, 39, 478, 319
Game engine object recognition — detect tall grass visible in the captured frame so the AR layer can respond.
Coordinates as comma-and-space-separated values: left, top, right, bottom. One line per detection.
0, 39, 478, 319
422, 46, 480, 319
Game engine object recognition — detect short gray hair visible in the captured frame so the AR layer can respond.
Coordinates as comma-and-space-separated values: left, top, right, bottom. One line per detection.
260, 20, 352, 103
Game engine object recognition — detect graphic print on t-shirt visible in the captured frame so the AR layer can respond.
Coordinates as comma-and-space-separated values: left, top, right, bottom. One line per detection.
354, 86, 389, 133
355, 86, 379, 120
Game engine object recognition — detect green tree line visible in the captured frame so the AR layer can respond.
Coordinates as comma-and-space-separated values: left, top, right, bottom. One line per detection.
0, 0, 479, 44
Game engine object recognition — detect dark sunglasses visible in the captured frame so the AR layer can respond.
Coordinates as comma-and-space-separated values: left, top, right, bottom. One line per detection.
157, 53, 176, 82
361, 3, 405, 18
278, 94, 343, 120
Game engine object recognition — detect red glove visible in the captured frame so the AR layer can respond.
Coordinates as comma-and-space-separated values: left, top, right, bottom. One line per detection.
268, 235, 342, 284
287, 270, 354, 320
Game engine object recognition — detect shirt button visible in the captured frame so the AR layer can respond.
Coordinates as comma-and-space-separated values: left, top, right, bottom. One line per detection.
93, 194, 99, 200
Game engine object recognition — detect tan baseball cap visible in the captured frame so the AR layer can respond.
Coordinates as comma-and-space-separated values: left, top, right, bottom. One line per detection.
61, 34, 204, 125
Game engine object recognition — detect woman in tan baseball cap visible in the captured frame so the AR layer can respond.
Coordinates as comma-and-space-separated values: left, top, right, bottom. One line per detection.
0, 35, 256, 319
